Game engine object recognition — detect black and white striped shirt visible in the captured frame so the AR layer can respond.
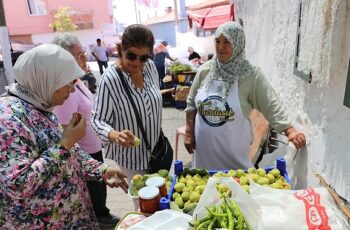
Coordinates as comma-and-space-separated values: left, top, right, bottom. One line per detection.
91, 61, 162, 170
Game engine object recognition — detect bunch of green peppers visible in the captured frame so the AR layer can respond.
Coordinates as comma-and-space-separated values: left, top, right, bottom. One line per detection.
189, 196, 250, 230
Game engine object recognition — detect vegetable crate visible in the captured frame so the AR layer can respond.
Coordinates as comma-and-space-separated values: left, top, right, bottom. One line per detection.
167, 158, 292, 214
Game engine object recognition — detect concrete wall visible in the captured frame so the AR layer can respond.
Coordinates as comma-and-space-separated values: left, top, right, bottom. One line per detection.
174, 31, 216, 59
233, 0, 350, 200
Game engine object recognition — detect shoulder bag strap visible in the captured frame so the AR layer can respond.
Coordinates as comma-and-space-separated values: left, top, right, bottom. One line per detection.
76, 84, 89, 99
115, 66, 151, 150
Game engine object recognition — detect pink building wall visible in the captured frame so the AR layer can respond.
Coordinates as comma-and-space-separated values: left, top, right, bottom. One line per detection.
3, 0, 112, 36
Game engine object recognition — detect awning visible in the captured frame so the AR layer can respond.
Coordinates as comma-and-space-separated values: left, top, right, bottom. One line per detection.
187, 4, 234, 31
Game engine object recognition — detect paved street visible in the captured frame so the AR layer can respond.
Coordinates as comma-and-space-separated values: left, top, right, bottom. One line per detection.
87, 59, 193, 225
104, 107, 192, 226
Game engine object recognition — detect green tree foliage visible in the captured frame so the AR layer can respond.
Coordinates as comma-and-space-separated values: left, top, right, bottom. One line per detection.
49, 6, 77, 32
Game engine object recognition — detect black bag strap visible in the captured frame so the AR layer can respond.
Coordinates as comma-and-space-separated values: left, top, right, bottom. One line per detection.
76, 84, 89, 99
115, 66, 151, 150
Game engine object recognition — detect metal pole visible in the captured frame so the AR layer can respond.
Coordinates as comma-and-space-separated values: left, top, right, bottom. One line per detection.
0, 0, 6, 26
134, 0, 139, 23
0, 0, 14, 86
173, 0, 179, 25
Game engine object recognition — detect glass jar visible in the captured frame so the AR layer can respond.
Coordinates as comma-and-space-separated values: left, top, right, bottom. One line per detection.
146, 176, 167, 197
138, 186, 160, 214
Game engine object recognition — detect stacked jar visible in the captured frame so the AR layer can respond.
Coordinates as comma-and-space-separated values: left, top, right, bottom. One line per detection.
145, 176, 167, 197
138, 176, 168, 214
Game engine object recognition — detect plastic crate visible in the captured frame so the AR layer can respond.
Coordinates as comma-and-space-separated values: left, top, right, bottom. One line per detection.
168, 158, 291, 202
174, 100, 187, 109
173, 158, 290, 184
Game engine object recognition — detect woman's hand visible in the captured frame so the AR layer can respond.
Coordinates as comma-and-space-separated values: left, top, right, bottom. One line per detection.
184, 126, 196, 154
108, 129, 136, 148
284, 127, 306, 150
103, 167, 128, 193
59, 112, 86, 149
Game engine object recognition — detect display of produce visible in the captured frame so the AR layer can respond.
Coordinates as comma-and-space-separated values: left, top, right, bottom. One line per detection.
170, 168, 209, 214
168, 62, 192, 75
169, 159, 292, 214
211, 167, 292, 193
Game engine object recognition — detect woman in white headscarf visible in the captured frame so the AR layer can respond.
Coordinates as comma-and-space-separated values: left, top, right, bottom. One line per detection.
0, 44, 128, 229
184, 21, 306, 170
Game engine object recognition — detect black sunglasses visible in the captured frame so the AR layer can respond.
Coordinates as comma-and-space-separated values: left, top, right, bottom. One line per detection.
124, 51, 150, 62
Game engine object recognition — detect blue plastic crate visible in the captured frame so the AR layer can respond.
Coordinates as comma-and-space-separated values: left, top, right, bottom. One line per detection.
168, 158, 291, 202
173, 158, 290, 184
174, 100, 187, 109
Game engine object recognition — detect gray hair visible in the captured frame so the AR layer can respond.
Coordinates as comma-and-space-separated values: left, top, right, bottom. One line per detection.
52, 32, 81, 51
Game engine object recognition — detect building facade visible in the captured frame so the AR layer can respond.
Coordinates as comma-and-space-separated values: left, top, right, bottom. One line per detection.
3, 0, 113, 44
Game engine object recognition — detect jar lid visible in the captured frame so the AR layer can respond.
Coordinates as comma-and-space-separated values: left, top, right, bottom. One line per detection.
138, 186, 159, 199
146, 176, 165, 187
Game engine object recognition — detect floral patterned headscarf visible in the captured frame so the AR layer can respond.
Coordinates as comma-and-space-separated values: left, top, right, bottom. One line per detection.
206, 21, 255, 99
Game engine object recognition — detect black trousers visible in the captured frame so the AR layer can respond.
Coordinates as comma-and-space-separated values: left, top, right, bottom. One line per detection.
87, 150, 110, 216
97, 60, 108, 75
156, 66, 165, 89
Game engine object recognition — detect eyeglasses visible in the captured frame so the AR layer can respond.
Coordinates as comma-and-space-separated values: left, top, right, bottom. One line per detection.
67, 82, 75, 92
124, 51, 150, 62
76, 52, 87, 61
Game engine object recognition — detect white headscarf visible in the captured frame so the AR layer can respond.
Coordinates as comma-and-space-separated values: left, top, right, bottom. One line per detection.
8, 44, 85, 112
206, 21, 255, 99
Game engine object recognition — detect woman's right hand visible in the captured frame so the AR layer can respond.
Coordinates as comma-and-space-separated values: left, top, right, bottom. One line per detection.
184, 127, 195, 154
108, 129, 135, 148
59, 112, 86, 149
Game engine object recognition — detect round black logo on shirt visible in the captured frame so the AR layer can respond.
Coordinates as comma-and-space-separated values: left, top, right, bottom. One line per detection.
198, 95, 234, 127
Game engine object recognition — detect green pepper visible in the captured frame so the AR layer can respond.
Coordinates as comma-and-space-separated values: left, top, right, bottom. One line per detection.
195, 219, 211, 230
225, 204, 234, 230
205, 206, 228, 217
230, 199, 243, 230
207, 217, 217, 230
218, 205, 228, 229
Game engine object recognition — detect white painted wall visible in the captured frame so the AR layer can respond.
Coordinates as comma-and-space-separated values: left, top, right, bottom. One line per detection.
233, 0, 350, 201
172, 31, 215, 59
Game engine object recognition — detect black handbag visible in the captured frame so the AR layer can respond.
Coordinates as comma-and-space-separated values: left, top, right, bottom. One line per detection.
116, 67, 173, 173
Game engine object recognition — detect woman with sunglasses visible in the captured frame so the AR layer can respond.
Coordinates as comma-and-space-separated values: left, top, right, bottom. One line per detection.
52, 33, 120, 228
0, 44, 128, 229
91, 24, 162, 183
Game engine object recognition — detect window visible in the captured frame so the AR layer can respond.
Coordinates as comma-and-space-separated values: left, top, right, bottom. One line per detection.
343, 58, 350, 108
27, 0, 47, 16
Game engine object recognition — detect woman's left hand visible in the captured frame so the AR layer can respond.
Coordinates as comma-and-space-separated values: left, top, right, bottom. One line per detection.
103, 167, 129, 193
285, 127, 306, 150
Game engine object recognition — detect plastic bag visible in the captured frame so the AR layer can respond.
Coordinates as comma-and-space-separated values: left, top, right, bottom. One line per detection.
191, 177, 262, 230
249, 182, 345, 230
259, 142, 307, 189
258, 143, 293, 169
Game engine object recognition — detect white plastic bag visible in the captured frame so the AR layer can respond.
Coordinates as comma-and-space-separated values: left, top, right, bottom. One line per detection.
249, 182, 345, 230
259, 142, 308, 189
191, 177, 263, 230
258, 142, 295, 169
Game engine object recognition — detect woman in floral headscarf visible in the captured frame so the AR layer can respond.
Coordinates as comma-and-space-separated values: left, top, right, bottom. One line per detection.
184, 21, 306, 170
0, 44, 128, 229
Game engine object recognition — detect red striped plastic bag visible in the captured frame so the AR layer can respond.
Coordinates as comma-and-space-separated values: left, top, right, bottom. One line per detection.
249, 183, 345, 230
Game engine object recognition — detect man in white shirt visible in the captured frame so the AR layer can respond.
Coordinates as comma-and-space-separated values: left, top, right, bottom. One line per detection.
92, 38, 109, 75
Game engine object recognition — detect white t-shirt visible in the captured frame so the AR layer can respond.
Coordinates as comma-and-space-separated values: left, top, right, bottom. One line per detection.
93, 46, 108, 62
